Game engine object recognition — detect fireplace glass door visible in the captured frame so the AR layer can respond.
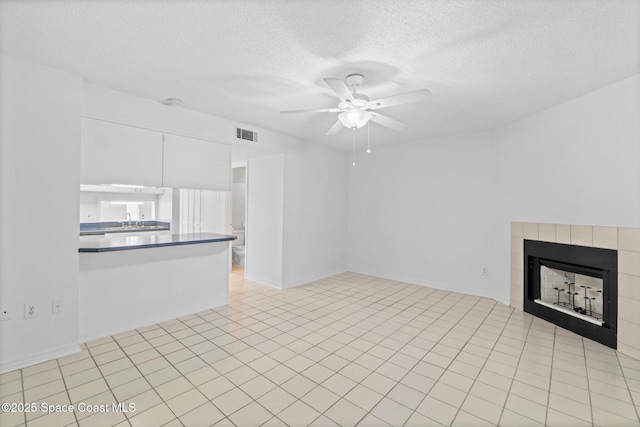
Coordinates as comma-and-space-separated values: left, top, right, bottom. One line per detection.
537, 261, 604, 325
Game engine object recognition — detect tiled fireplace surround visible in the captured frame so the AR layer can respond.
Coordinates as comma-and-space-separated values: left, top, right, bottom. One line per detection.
510, 222, 640, 361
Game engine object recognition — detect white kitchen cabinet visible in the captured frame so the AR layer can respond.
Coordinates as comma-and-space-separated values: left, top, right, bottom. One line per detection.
81, 118, 164, 187
163, 133, 231, 191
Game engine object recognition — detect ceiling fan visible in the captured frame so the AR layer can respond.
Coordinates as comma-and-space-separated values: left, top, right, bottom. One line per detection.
281, 74, 431, 135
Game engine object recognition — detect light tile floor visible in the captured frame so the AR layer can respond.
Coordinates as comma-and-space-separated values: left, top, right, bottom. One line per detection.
1, 271, 640, 426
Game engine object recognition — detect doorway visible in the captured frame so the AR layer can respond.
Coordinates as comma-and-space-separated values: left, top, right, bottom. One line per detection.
231, 165, 247, 276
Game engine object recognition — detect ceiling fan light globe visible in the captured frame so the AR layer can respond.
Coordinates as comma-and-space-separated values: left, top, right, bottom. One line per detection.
338, 110, 371, 129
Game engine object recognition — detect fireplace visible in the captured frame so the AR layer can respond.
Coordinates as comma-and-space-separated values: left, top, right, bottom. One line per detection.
524, 240, 618, 348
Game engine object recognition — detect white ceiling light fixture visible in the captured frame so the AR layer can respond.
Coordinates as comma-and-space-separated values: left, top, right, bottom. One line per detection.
338, 110, 372, 129
281, 73, 431, 135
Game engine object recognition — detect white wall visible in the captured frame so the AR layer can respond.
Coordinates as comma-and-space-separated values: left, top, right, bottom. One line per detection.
283, 144, 349, 288
247, 155, 284, 287
0, 56, 83, 372
496, 74, 640, 227
348, 74, 640, 304
84, 83, 313, 154
348, 131, 504, 301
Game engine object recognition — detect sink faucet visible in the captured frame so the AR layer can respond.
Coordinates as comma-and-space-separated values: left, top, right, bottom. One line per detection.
125, 212, 131, 227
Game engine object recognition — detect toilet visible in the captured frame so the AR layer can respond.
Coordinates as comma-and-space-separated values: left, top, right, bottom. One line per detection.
232, 230, 245, 267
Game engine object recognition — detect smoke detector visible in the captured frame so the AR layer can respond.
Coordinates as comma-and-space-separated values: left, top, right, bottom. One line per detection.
159, 98, 183, 107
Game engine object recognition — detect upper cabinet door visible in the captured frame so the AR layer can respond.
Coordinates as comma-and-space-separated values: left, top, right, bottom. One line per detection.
81, 118, 164, 187
162, 133, 231, 191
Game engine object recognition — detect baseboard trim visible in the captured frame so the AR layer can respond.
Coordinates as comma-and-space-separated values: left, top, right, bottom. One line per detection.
282, 268, 348, 289
0, 343, 82, 374
245, 274, 282, 289
347, 266, 510, 305
79, 302, 226, 343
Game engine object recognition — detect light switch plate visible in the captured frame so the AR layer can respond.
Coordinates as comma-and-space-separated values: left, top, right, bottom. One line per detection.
52, 299, 63, 314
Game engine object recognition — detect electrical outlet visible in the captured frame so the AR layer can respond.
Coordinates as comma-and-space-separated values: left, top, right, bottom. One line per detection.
24, 303, 38, 319
481, 267, 489, 276
52, 299, 63, 314
0, 305, 11, 321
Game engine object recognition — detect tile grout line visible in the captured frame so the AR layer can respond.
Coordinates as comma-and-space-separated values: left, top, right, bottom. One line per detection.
232, 279, 462, 426
375, 293, 502, 425
614, 351, 640, 423
408, 296, 498, 424
301, 287, 456, 426
74, 344, 131, 425
19, 367, 26, 427
56, 357, 81, 427
83, 342, 134, 427
110, 328, 186, 426
582, 338, 596, 427
451, 300, 526, 426
137, 318, 245, 426
496, 312, 540, 426
544, 326, 558, 427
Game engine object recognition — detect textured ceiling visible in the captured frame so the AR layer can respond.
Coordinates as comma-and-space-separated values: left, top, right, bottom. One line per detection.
1, 0, 639, 150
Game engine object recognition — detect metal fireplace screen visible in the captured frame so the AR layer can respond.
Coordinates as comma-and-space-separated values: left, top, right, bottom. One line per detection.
524, 240, 617, 348
538, 263, 603, 324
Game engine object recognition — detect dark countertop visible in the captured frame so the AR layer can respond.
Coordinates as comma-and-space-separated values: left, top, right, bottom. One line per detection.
79, 232, 236, 253
80, 221, 170, 236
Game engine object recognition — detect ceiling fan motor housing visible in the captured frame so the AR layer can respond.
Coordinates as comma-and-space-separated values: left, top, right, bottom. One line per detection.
346, 73, 365, 89
339, 93, 369, 110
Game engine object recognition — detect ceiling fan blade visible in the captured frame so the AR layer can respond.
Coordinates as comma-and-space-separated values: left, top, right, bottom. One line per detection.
326, 120, 343, 135
370, 113, 406, 132
367, 88, 431, 110
324, 78, 355, 103
280, 107, 341, 114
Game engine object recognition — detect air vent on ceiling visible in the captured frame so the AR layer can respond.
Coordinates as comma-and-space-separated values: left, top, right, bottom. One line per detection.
236, 127, 258, 142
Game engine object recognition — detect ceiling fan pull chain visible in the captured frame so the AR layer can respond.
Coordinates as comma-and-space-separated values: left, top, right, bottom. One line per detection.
367, 121, 371, 153
352, 128, 356, 167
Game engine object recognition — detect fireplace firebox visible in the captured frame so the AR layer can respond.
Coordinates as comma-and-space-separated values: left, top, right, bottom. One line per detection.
524, 240, 617, 348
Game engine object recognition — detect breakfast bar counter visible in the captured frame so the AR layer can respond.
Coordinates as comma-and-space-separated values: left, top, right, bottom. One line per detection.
79, 233, 234, 342
79, 232, 235, 252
